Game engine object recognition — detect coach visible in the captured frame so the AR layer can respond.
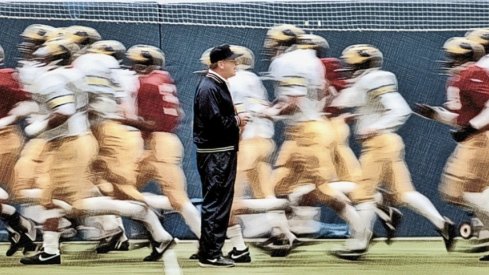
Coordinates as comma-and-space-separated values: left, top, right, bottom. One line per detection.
193, 44, 249, 267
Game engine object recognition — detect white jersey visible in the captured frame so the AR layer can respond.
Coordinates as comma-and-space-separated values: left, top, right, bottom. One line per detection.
17, 60, 51, 115
269, 48, 326, 123
229, 70, 274, 139
112, 68, 140, 120
32, 66, 90, 140
72, 53, 122, 120
331, 69, 411, 135
17, 60, 49, 94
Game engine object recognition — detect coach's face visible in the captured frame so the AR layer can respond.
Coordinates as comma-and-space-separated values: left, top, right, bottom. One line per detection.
217, 58, 238, 79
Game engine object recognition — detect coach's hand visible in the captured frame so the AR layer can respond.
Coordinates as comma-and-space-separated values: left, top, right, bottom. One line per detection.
238, 112, 251, 127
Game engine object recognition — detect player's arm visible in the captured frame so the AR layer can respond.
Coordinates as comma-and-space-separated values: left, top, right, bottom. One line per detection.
113, 117, 155, 131
451, 99, 489, 142
260, 75, 306, 119
24, 88, 76, 137
360, 82, 411, 137
413, 103, 458, 126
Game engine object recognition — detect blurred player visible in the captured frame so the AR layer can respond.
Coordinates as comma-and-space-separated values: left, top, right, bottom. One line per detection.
415, 37, 489, 260
72, 40, 176, 262
263, 25, 372, 260
125, 44, 202, 255
321, 56, 403, 243
20, 39, 175, 265
332, 44, 455, 257
0, 44, 37, 256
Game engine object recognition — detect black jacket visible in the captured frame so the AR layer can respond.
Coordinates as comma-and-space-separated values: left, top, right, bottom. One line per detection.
193, 72, 240, 152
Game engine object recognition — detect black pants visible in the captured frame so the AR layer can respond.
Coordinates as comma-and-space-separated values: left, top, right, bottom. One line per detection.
196, 150, 237, 259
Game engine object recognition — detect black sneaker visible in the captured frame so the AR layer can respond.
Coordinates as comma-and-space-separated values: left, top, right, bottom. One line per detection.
480, 254, 489, 261
6, 226, 37, 256
96, 232, 130, 254
438, 217, 456, 252
20, 251, 61, 265
255, 233, 288, 250
143, 238, 176, 262
199, 255, 235, 268
378, 206, 403, 245
254, 234, 299, 257
226, 247, 251, 263
329, 248, 367, 261
189, 252, 199, 260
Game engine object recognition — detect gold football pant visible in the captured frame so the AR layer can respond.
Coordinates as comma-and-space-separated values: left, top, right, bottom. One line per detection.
351, 133, 415, 203
0, 126, 23, 194
40, 134, 98, 208
12, 138, 48, 201
235, 137, 275, 199
330, 117, 362, 183
137, 132, 190, 211
273, 120, 341, 208
440, 131, 489, 205
92, 121, 143, 202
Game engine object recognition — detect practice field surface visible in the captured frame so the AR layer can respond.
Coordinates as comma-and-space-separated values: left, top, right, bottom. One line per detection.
0, 239, 487, 275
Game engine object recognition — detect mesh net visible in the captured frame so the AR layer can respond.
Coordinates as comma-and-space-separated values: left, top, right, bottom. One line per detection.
2, 0, 489, 31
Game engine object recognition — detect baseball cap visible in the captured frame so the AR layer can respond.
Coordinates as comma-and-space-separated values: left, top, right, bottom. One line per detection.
209, 44, 242, 64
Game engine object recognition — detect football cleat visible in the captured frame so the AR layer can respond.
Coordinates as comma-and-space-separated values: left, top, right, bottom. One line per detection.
20, 251, 61, 265
143, 238, 176, 262
198, 255, 235, 268
329, 248, 367, 261
226, 247, 251, 263
96, 231, 129, 254
438, 217, 456, 252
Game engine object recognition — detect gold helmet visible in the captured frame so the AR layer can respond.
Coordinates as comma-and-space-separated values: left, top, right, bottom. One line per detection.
32, 39, 80, 66
297, 34, 329, 57
64, 25, 101, 46
0, 45, 4, 66
44, 27, 68, 42
442, 37, 484, 73
264, 24, 305, 58
341, 44, 383, 72
199, 47, 212, 67
126, 44, 165, 73
88, 40, 126, 61
19, 24, 55, 58
230, 45, 255, 70
465, 28, 489, 53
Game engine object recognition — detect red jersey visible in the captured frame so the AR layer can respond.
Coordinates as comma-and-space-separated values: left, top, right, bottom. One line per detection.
321, 58, 348, 116
137, 70, 180, 136
448, 64, 489, 126
0, 68, 30, 119
321, 57, 348, 92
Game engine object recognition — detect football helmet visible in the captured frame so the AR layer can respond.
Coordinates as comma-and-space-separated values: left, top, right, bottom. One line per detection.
263, 24, 305, 58
465, 28, 489, 53
0, 45, 4, 66
32, 39, 80, 66
297, 34, 329, 57
18, 24, 55, 58
442, 37, 484, 74
230, 45, 255, 70
199, 47, 212, 67
341, 44, 383, 73
64, 25, 101, 46
88, 40, 126, 61
126, 44, 165, 73
199, 45, 254, 70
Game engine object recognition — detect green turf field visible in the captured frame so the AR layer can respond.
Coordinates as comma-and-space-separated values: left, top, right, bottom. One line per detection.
0, 239, 487, 275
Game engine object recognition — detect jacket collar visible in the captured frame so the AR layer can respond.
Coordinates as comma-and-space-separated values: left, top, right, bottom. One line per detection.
207, 69, 229, 86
